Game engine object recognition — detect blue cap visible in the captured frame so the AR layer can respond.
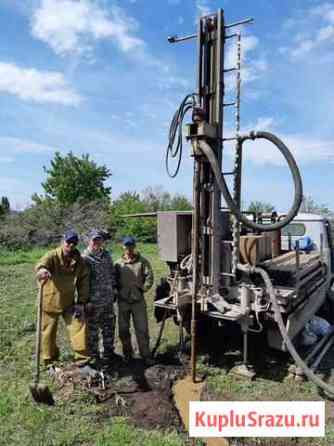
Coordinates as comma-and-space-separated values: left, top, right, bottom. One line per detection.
89, 229, 105, 241
64, 230, 79, 243
123, 236, 136, 246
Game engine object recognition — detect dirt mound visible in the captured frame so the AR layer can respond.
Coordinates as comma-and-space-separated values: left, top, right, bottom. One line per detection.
52, 357, 187, 432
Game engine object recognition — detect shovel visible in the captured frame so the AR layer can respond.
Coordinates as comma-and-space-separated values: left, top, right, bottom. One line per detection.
30, 280, 55, 405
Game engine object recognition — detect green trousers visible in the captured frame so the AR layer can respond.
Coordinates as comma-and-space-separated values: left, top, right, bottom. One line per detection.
118, 299, 150, 359
41, 311, 90, 364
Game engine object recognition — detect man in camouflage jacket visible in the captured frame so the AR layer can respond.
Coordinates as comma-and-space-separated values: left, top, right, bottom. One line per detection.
83, 230, 116, 365
115, 236, 154, 366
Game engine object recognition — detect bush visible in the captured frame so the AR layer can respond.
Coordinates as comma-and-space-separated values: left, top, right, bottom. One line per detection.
0, 200, 111, 249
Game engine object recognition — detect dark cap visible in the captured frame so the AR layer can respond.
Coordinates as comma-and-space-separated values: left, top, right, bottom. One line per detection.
122, 236, 136, 246
89, 229, 105, 241
64, 230, 79, 243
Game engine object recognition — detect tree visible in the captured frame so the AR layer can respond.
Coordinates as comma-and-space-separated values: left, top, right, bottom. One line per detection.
141, 186, 192, 212
111, 192, 156, 242
141, 186, 171, 212
0, 196, 10, 219
40, 151, 111, 206
170, 194, 192, 211
300, 195, 332, 216
1, 196, 10, 213
247, 201, 275, 214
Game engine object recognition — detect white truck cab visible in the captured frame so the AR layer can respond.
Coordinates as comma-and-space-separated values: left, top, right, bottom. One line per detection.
281, 213, 334, 277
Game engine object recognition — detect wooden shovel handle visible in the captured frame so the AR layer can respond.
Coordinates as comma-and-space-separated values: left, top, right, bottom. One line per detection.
34, 281, 47, 385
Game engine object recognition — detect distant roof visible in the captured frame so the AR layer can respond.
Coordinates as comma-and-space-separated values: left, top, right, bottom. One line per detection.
294, 213, 326, 221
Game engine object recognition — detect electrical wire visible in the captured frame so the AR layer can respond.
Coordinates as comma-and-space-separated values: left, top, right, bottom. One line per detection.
166, 94, 199, 178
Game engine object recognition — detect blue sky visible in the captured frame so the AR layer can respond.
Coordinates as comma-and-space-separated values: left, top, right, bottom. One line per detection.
0, 0, 333, 211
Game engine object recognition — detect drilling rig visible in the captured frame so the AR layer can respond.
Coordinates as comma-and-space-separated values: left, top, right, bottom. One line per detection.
153, 8, 334, 393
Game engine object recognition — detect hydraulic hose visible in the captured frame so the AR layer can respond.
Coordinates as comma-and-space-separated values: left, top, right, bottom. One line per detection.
237, 263, 334, 397
198, 131, 303, 232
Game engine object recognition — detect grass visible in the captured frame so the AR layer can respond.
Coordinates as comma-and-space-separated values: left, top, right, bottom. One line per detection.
1, 244, 334, 445
0, 242, 154, 266
0, 244, 183, 446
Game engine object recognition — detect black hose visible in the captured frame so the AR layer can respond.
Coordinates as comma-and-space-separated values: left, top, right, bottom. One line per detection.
166, 94, 198, 178
199, 131, 303, 232
238, 263, 334, 397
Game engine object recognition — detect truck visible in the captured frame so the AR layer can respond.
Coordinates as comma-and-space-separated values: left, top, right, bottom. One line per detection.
152, 7, 334, 394
154, 211, 334, 354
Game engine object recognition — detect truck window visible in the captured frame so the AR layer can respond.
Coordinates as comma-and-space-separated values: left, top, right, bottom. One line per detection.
281, 223, 306, 237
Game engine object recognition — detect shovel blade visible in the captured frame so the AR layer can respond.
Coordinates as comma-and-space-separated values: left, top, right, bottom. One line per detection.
30, 383, 55, 406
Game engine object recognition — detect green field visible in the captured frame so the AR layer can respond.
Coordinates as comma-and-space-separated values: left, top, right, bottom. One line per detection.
1, 244, 334, 446
0, 244, 185, 446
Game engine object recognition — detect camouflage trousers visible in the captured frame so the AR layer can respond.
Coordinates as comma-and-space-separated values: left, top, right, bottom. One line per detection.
87, 304, 115, 362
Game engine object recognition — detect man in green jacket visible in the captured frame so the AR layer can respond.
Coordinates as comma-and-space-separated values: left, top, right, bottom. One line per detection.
35, 230, 92, 371
115, 236, 154, 366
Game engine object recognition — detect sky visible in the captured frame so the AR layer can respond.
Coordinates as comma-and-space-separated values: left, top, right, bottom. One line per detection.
0, 0, 334, 211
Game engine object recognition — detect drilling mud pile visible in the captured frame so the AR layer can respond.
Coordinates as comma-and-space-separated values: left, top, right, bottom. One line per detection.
52, 354, 187, 431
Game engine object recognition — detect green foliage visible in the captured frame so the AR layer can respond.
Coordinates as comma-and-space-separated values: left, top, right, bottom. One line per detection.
0, 247, 47, 265
111, 192, 156, 242
40, 151, 111, 206
141, 186, 192, 212
247, 200, 275, 214
0, 196, 10, 219
0, 200, 111, 249
111, 187, 192, 242
300, 195, 332, 216
0, 247, 182, 446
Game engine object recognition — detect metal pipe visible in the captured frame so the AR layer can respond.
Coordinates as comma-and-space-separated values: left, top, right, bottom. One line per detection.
295, 240, 300, 293
310, 332, 334, 371
231, 32, 242, 277
304, 326, 334, 365
225, 33, 238, 39
167, 33, 197, 43
225, 18, 254, 29
243, 331, 248, 365
168, 18, 253, 43
191, 156, 201, 383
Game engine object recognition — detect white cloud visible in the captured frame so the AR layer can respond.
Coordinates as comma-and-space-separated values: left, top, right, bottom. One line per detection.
196, 0, 212, 18
225, 34, 266, 90
31, 0, 144, 57
253, 117, 275, 131
237, 134, 334, 166
0, 137, 56, 154
224, 116, 334, 166
0, 62, 81, 105
286, 3, 334, 59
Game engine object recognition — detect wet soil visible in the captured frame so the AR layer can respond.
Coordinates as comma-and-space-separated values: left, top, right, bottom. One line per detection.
53, 352, 188, 432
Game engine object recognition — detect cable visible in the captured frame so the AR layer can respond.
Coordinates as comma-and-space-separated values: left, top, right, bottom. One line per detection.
198, 132, 303, 232
166, 94, 199, 178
